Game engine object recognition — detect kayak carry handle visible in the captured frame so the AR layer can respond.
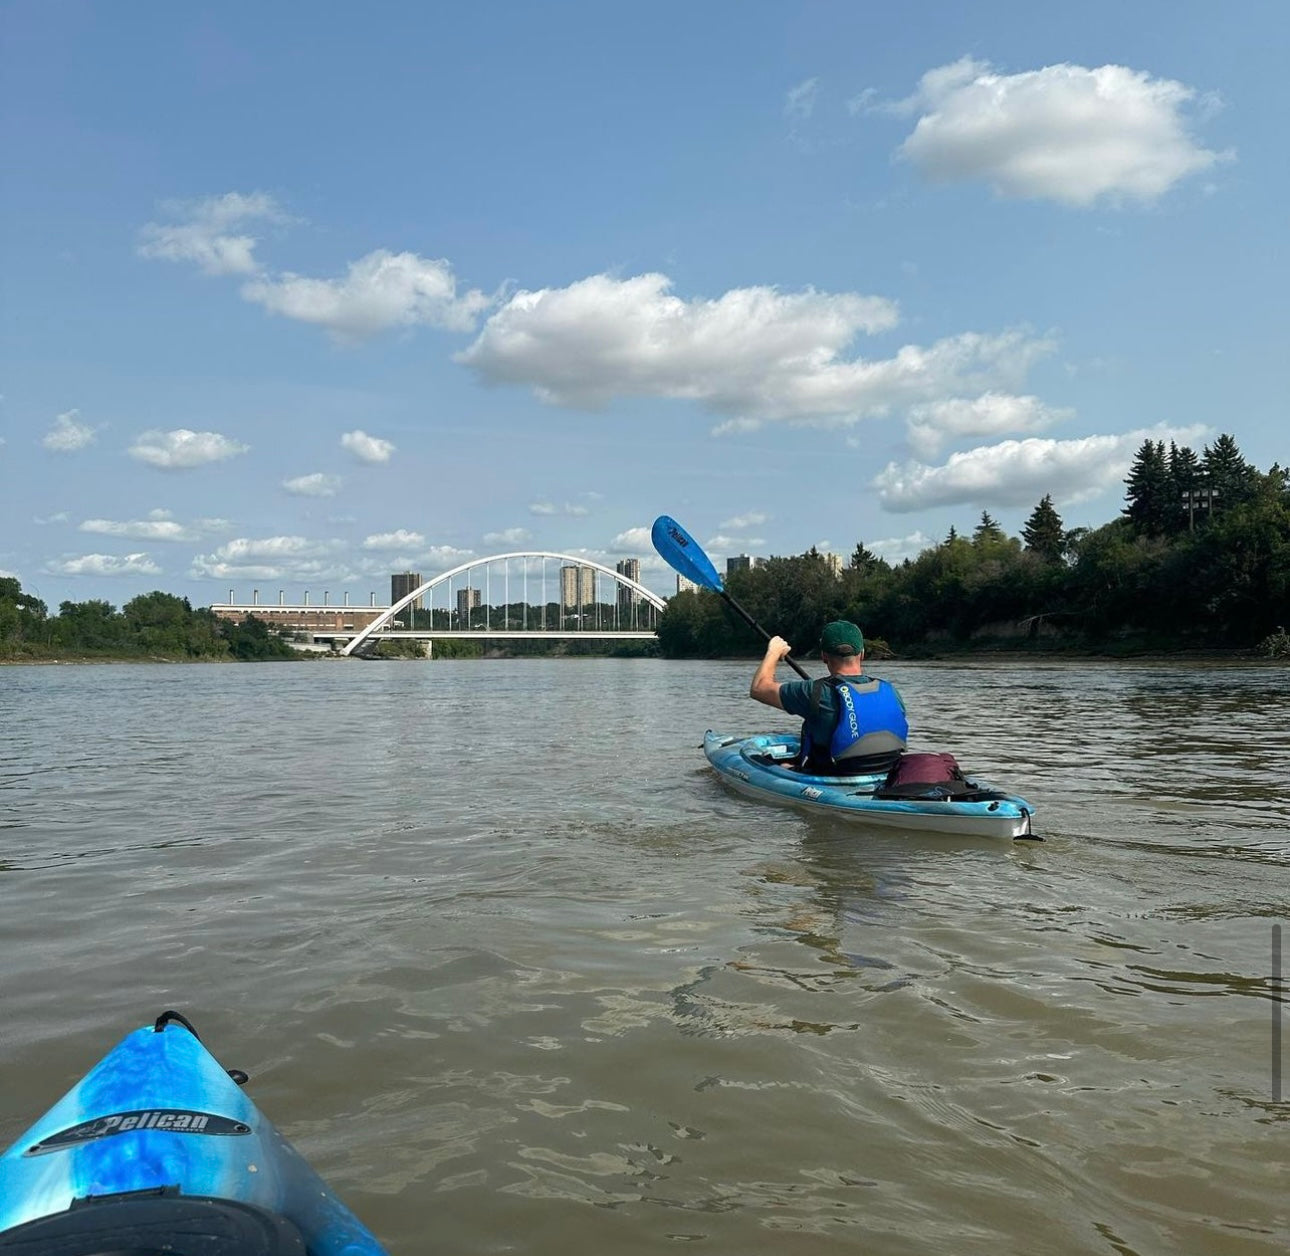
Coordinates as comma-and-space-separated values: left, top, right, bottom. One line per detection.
153, 1010, 251, 1083
154, 1010, 200, 1038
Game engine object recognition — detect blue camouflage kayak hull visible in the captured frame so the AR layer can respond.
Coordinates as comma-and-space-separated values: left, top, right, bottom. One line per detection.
704, 731, 1037, 839
0, 1012, 387, 1254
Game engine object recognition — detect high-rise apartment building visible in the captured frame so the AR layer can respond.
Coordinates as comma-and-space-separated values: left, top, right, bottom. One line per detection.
560, 564, 595, 610
456, 587, 481, 623
391, 572, 423, 627
615, 558, 641, 616
675, 575, 699, 595
726, 555, 760, 577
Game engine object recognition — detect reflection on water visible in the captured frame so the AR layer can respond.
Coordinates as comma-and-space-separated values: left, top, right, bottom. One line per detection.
0, 658, 1287, 1253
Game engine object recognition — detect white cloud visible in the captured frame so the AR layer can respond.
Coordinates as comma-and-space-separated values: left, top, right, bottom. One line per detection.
190, 535, 349, 582
79, 510, 228, 542
361, 529, 425, 550
421, 545, 475, 570
129, 429, 249, 469
354, 545, 475, 577
907, 392, 1072, 457
529, 501, 590, 517
34, 511, 71, 525
719, 511, 769, 530
610, 527, 652, 552
706, 534, 766, 552
46, 552, 162, 576
283, 472, 342, 497
242, 249, 489, 340
483, 527, 532, 545
460, 272, 1055, 431
785, 77, 819, 121
341, 430, 395, 464
871, 423, 1210, 512
138, 192, 288, 276
43, 408, 98, 452
867, 530, 937, 563
885, 57, 1226, 206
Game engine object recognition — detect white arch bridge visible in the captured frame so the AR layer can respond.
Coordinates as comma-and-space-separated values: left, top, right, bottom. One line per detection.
339, 552, 667, 656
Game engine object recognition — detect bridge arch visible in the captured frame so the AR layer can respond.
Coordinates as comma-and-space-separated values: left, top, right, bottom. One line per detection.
341, 551, 666, 655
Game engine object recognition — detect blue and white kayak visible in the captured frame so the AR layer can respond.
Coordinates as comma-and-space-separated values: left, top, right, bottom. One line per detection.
704, 731, 1037, 840
0, 1011, 387, 1255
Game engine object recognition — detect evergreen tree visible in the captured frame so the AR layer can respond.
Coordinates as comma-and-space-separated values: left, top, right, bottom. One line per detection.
849, 542, 880, 573
1167, 442, 1202, 533
1123, 439, 1171, 535
1021, 494, 1066, 561
972, 512, 1005, 545
1202, 433, 1257, 513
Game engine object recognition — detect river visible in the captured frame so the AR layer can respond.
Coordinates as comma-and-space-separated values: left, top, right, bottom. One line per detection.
1, 657, 1286, 1254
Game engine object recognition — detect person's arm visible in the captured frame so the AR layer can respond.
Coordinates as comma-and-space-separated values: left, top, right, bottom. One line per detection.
750, 635, 793, 709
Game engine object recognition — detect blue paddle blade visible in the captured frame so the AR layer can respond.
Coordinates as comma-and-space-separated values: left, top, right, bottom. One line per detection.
651, 516, 724, 592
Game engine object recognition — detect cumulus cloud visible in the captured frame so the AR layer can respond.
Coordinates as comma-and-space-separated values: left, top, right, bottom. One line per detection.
46, 552, 162, 576
460, 272, 1055, 432
137, 192, 288, 276
719, 511, 769, 530
361, 529, 425, 550
79, 509, 228, 542
872, 423, 1210, 512
341, 430, 395, 464
242, 249, 490, 341
483, 527, 532, 545
352, 546, 476, 578
907, 392, 1073, 457
881, 57, 1226, 206
610, 527, 652, 552
421, 545, 475, 570
706, 533, 766, 553
283, 472, 342, 497
867, 530, 937, 563
129, 429, 249, 469
43, 408, 99, 452
190, 535, 348, 581
529, 501, 590, 517
139, 192, 489, 341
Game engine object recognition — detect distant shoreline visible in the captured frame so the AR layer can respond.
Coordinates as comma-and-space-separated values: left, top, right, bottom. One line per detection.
3, 648, 1280, 667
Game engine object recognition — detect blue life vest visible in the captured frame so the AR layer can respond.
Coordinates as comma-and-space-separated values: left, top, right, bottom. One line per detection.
801, 676, 909, 772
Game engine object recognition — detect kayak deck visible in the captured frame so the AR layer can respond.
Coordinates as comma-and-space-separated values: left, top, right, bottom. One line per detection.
704, 731, 1037, 839
0, 1013, 387, 1255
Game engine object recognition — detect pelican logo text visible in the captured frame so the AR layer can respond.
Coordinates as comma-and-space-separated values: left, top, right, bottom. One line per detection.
667, 525, 689, 549
25, 1109, 250, 1156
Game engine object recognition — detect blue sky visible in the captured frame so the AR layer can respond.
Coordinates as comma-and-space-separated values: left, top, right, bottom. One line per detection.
2, 1, 1286, 610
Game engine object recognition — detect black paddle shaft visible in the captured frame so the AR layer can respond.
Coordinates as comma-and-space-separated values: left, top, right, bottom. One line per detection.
719, 590, 811, 680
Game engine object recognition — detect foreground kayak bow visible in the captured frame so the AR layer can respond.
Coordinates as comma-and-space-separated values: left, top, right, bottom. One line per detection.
0, 1011, 388, 1255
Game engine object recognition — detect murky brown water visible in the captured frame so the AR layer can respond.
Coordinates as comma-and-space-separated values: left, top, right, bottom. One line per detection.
1, 658, 1287, 1253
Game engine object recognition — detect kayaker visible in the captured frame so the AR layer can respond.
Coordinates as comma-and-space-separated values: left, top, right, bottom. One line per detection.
750, 620, 909, 773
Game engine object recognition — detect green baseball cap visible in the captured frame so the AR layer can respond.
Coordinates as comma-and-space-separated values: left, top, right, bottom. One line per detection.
819, 620, 864, 656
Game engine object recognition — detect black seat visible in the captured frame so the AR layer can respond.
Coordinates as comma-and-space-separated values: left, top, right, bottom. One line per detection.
0, 1190, 306, 1256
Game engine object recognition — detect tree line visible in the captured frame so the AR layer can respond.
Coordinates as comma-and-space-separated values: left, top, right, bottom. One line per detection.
657, 434, 1290, 659
0, 583, 297, 661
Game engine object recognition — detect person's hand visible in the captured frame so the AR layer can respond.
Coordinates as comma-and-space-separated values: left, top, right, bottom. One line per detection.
766, 635, 792, 660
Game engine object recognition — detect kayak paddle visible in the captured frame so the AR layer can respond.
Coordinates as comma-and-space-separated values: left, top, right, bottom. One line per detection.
651, 515, 810, 679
